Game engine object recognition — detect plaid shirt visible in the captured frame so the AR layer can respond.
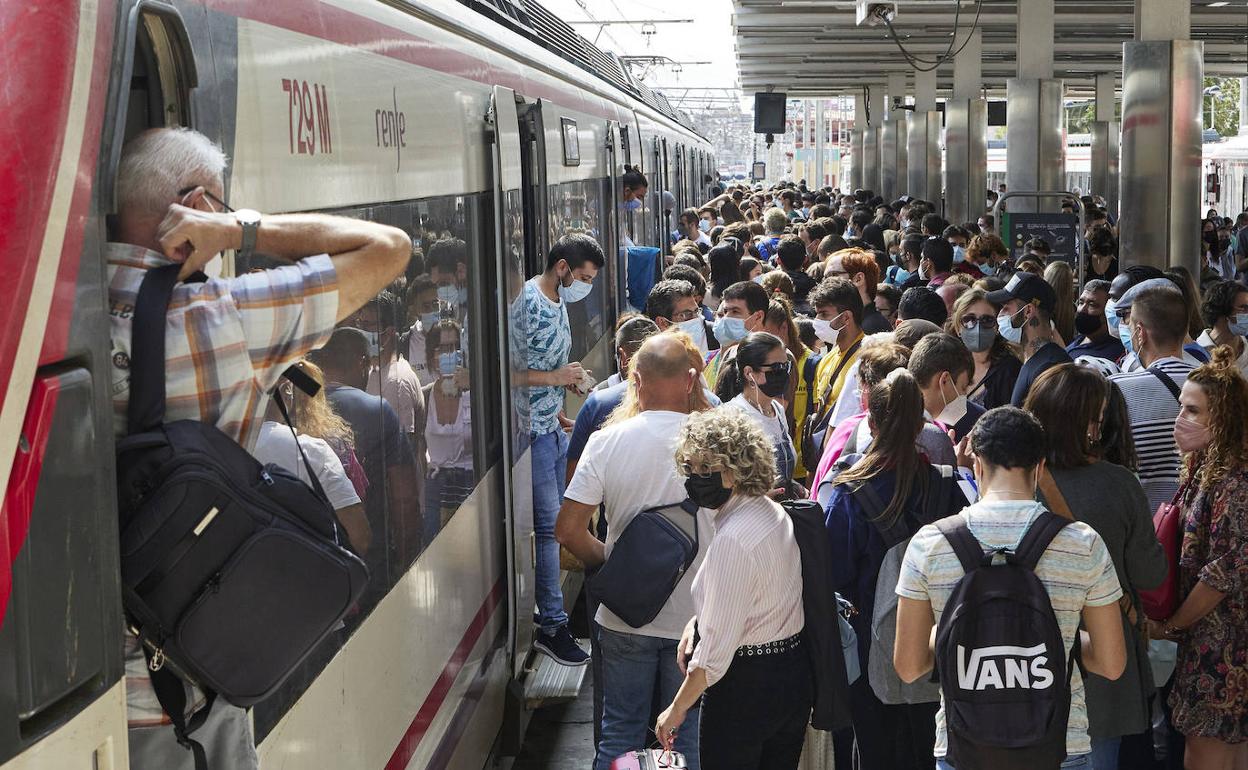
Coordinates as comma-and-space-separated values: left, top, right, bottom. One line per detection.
107, 242, 339, 726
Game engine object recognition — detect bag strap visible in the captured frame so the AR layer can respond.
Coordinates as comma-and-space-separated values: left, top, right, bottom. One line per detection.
815, 340, 862, 416
649, 498, 700, 552
935, 515, 985, 574
127, 264, 183, 434
142, 649, 216, 770
271, 384, 331, 507
1038, 469, 1075, 521
1013, 510, 1072, 571
1146, 365, 1182, 402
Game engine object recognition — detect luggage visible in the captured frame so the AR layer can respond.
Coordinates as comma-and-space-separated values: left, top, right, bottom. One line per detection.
933, 511, 1075, 770
589, 499, 699, 628
610, 749, 687, 769
116, 264, 369, 769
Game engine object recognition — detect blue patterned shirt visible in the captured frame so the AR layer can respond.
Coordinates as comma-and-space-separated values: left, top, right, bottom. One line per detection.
524, 277, 571, 436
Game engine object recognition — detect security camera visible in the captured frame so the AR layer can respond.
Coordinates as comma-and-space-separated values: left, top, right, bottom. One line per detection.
856, 1, 897, 26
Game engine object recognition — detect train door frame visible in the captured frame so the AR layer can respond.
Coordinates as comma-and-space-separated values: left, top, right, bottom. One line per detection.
606, 121, 624, 317
653, 134, 667, 255
518, 100, 550, 278
489, 86, 538, 682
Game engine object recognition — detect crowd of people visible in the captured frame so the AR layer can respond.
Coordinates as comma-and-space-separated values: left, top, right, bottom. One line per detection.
549, 174, 1248, 770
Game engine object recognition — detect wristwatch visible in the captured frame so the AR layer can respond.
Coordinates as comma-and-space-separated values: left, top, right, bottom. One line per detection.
234, 209, 262, 259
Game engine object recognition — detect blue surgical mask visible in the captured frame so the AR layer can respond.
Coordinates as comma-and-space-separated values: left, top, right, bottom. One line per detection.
559, 277, 593, 303
997, 309, 1024, 345
438, 351, 460, 377
890, 267, 911, 286
953, 245, 966, 264
980, 262, 996, 277
437, 284, 459, 307
1118, 321, 1134, 353
1230, 313, 1248, 337
713, 315, 749, 344
419, 311, 441, 331
623, 199, 642, 212
698, 219, 711, 233
457, 286, 469, 306
1105, 299, 1120, 334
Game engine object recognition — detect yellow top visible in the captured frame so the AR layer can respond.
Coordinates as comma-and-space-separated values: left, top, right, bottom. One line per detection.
812, 331, 865, 422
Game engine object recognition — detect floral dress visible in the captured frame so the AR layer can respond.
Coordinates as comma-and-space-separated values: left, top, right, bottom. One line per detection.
1169, 470, 1248, 742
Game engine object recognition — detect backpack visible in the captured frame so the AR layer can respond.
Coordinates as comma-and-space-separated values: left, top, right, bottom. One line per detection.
848, 464, 961, 705
932, 511, 1076, 770
116, 265, 369, 769
589, 499, 699, 628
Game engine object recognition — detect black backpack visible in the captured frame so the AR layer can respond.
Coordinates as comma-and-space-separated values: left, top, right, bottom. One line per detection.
115, 264, 369, 768
933, 511, 1076, 770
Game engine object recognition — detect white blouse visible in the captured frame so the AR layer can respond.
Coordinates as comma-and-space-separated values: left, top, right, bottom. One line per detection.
688, 493, 805, 687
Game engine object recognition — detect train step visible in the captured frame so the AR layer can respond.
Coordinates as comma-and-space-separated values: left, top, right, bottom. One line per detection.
521, 640, 590, 709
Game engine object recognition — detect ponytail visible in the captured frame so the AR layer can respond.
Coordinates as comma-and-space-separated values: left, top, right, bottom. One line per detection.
622, 165, 648, 192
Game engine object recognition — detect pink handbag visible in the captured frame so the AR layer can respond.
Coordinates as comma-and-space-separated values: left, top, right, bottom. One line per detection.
1140, 483, 1188, 621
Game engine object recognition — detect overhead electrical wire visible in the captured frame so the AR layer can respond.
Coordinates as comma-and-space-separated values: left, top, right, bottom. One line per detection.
881, 0, 985, 73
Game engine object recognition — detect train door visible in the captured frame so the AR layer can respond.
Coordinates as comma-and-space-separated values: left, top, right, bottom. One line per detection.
606, 121, 624, 317
489, 86, 536, 682
653, 135, 667, 254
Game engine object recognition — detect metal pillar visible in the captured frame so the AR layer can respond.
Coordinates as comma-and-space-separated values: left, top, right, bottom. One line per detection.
1091, 73, 1120, 216
1120, 40, 1203, 273
946, 100, 987, 226
880, 73, 907, 201
907, 68, 939, 203
863, 85, 885, 193
1006, 78, 1065, 212
849, 129, 864, 191
815, 99, 826, 187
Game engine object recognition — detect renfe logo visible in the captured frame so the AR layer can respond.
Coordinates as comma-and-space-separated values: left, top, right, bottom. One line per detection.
956, 644, 1055, 691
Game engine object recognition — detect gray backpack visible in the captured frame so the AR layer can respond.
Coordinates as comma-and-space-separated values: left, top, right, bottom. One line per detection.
847, 463, 961, 705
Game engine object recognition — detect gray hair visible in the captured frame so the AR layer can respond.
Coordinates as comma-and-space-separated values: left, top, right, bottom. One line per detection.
117, 128, 228, 219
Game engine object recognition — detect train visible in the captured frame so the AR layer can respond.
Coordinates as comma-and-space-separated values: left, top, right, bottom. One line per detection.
1, 0, 713, 768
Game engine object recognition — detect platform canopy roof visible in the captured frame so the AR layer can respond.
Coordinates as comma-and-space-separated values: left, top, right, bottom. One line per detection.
733, 0, 1248, 98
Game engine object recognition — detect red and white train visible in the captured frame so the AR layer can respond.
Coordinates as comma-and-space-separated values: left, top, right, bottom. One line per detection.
0, 0, 712, 767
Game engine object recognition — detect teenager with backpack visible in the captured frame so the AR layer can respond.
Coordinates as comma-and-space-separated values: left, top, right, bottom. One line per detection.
824, 369, 968, 770
894, 406, 1128, 770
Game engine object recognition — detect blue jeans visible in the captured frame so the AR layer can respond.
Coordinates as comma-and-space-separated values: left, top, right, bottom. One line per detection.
936, 754, 1090, 770
531, 429, 569, 631
1089, 736, 1121, 770
594, 627, 700, 770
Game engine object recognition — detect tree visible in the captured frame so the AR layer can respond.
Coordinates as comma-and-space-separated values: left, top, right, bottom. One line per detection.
1203, 77, 1242, 138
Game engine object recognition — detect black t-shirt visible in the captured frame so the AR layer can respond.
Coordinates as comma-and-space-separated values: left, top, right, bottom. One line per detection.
1010, 342, 1073, 406
970, 354, 1022, 411
1066, 334, 1124, 362
860, 306, 893, 334
785, 269, 818, 307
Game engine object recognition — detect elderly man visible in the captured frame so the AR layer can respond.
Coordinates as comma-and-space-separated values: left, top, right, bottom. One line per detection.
110, 127, 409, 769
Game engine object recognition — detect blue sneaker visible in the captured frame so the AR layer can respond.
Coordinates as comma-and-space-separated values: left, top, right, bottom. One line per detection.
534, 626, 589, 666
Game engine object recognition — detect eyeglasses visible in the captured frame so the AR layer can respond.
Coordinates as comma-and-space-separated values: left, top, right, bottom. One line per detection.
669, 308, 701, 323
757, 361, 792, 375
960, 314, 996, 330
177, 186, 234, 214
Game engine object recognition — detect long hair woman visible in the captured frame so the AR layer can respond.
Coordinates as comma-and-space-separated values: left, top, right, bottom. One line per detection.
1025, 364, 1166, 770
949, 287, 1022, 410
716, 332, 797, 493
1044, 260, 1076, 345
707, 243, 739, 310
1156, 346, 1248, 770
824, 368, 968, 770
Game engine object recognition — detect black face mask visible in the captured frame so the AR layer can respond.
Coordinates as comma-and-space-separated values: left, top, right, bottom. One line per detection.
685, 472, 732, 509
753, 369, 789, 398
1074, 311, 1104, 337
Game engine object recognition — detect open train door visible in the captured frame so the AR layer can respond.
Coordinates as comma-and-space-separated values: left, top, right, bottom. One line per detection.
487, 86, 535, 684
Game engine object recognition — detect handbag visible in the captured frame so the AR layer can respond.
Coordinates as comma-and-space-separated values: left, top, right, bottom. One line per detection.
1139, 482, 1189, 621
589, 500, 699, 628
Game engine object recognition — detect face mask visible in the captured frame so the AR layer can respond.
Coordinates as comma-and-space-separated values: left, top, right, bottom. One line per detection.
713, 315, 749, 345
936, 377, 969, 427
420, 311, 441, 331
1118, 321, 1134, 353
457, 286, 469, 306
953, 245, 966, 264
361, 329, 381, 358
685, 471, 732, 509
698, 219, 711, 233
1105, 299, 1120, 334
1174, 414, 1212, 454
1074, 311, 1104, 338
960, 324, 996, 353
997, 309, 1024, 345
811, 316, 842, 345
980, 262, 996, 277
559, 275, 593, 303
623, 198, 642, 212
676, 316, 709, 354
752, 274, 767, 285
918, 261, 931, 281
750, 369, 789, 399
437, 284, 459, 308
1230, 313, 1248, 337
801, 207, 811, 217
891, 268, 912, 286
438, 351, 460, 377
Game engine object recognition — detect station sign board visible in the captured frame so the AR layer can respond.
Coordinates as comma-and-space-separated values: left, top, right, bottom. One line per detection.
1007, 212, 1081, 265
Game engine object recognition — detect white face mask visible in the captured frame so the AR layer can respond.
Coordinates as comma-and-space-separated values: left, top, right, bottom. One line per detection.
935, 376, 968, 427
812, 315, 843, 345
675, 316, 709, 354
559, 272, 594, 303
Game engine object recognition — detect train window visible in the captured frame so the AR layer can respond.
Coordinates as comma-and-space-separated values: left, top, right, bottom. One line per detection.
123, 9, 196, 145
548, 178, 610, 362
245, 193, 498, 739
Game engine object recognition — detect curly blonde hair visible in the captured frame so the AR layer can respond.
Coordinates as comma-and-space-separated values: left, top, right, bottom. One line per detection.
1182, 345, 1248, 490
674, 408, 775, 498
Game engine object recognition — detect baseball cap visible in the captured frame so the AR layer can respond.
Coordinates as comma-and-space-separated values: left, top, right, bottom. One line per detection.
986, 271, 1057, 314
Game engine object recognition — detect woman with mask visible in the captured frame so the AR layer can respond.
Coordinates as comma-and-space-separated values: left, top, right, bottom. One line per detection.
964, 233, 1011, 278
621, 165, 648, 211
655, 409, 809, 770
1024, 365, 1166, 770
1198, 280, 1248, 376
949, 288, 1021, 409
1153, 347, 1248, 770
423, 320, 475, 543
716, 332, 798, 495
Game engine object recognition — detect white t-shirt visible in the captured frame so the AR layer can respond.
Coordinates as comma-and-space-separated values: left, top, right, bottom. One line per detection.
406, 325, 435, 387
563, 410, 714, 639
252, 421, 362, 511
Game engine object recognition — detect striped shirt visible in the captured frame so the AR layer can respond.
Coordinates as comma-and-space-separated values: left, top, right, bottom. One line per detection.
108, 242, 339, 726
1109, 356, 1194, 512
690, 494, 805, 687
896, 500, 1123, 758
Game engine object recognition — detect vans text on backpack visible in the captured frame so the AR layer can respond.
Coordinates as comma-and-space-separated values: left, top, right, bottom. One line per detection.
116, 264, 369, 769
931, 511, 1076, 770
